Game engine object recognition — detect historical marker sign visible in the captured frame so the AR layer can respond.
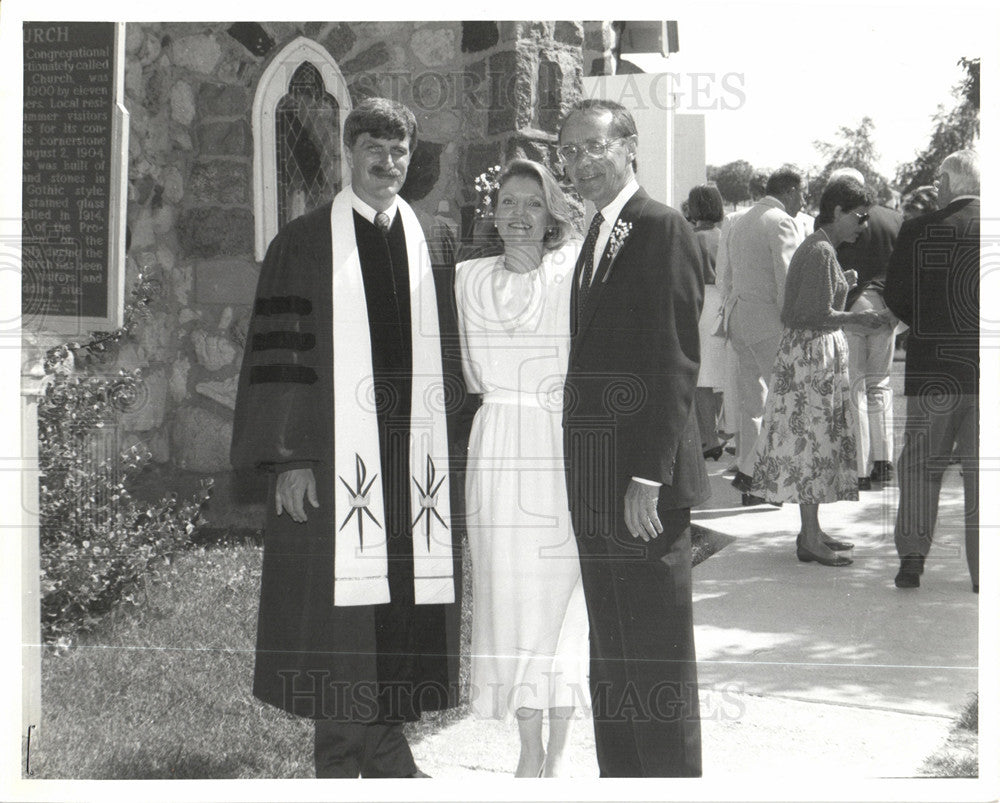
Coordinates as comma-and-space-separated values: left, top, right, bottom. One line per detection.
21, 21, 128, 334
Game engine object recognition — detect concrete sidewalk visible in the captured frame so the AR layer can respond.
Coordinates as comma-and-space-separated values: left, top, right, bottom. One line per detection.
412, 458, 978, 781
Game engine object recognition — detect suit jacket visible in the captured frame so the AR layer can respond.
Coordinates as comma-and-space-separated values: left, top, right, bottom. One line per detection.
725, 196, 803, 344
715, 208, 747, 335
563, 188, 710, 547
884, 197, 979, 397
838, 204, 903, 288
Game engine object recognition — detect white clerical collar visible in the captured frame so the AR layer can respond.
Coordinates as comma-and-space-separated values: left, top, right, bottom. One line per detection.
348, 185, 399, 226
598, 178, 640, 223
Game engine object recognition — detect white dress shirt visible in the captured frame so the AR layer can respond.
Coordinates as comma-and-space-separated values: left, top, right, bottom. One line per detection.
581, 178, 640, 287
349, 186, 399, 227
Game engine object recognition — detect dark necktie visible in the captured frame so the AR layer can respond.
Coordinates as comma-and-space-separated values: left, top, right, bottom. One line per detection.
577, 211, 604, 312
375, 211, 391, 236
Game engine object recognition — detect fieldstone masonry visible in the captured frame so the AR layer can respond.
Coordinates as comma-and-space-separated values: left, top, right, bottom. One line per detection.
115, 20, 612, 523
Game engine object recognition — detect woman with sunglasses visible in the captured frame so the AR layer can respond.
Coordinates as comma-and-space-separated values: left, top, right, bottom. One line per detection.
745, 178, 887, 566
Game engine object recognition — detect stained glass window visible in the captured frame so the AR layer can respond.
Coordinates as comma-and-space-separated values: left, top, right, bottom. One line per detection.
275, 62, 341, 229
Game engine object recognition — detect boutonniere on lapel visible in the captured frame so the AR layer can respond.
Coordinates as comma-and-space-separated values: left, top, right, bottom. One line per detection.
602, 219, 633, 282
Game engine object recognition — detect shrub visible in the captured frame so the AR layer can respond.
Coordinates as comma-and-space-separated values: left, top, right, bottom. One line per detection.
37, 273, 212, 645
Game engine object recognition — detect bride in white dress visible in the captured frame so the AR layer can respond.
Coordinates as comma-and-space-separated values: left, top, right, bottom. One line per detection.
456, 159, 588, 777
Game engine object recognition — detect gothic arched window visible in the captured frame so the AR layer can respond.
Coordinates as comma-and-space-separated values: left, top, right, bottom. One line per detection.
252, 37, 351, 260
275, 62, 341, 229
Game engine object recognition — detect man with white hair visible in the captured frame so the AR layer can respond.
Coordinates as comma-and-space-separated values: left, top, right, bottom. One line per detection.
884, 149, 979, 592
831, 168, 904, 489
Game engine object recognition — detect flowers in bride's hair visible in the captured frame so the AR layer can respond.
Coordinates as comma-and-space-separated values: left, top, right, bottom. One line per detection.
474, 164, 502, 219
607, 220, 632, 260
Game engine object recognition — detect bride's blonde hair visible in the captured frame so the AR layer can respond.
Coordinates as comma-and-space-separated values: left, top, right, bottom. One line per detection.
496, 159, 582, 251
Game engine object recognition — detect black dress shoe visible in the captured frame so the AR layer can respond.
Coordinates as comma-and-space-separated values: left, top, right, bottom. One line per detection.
407, 769, 431, 778
732, 470, 754, 493
894, 553, 924, 588
703, 445, 724, 461
797, 545, 852, 566
857, 477, 872, 491
870, 461, 894, 483
741, 493, 782, 507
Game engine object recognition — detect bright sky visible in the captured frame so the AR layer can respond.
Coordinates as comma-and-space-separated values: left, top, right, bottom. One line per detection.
629, 2, 990, 181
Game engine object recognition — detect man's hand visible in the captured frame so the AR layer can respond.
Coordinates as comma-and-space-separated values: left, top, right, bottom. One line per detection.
276, 468, 319, 523
625, 480, 662, 541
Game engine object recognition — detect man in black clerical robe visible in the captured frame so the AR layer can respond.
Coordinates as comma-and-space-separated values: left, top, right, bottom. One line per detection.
231, 98, 461, 778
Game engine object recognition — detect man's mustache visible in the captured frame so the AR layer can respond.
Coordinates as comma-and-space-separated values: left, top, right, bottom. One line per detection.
369, 167, 403, 179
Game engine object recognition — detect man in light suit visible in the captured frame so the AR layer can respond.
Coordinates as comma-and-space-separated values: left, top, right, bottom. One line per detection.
724, 168, 806, 503
716, 169, 768, 458
558, 99, 710, 777
884, 149, 979, 592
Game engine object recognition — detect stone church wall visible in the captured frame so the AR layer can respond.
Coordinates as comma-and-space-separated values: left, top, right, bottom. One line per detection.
117, 20, 605, 525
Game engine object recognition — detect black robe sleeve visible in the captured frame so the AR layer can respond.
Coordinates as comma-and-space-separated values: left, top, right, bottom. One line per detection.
230, 207, 334, 472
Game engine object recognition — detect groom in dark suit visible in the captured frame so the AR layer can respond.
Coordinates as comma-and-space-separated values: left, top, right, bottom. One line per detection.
558, 99, 710, 777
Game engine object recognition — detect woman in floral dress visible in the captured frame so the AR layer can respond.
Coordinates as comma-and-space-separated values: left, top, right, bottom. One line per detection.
748, 178, 887, 567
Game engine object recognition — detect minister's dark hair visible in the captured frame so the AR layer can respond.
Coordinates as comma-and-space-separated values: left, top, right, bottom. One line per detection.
343, 97, 417, 150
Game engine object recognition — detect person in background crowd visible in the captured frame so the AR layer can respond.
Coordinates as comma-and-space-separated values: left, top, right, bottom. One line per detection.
747, 178, 887, 566
884, 150, 979, 593
725, 167, 807, 505
829, 168, 904, 489
716, 168, 769, 465
687, 183, 729, 460
900, 185, 938, 220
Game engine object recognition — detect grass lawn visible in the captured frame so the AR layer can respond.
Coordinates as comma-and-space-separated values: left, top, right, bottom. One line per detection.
919, 694, 978, 778
30, 526, 722, 779
31, 542, 313, 778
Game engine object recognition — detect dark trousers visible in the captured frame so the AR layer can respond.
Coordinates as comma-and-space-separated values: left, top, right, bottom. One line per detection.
314, 720, 416, 778
894, 393, 979, 585
575, 515, 702, 778
694, 387, 723, 450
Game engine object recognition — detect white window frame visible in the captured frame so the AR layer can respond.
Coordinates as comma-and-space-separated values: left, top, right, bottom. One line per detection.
252, 36, 352, 261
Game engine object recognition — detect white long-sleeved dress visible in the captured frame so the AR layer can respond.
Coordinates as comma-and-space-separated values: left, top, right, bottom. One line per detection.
455, 242, 589, 720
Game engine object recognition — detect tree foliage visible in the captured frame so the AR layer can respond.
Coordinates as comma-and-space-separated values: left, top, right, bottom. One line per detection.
895, 58, 980, 194
712, 160, 754, 209
809, 116, 893, 206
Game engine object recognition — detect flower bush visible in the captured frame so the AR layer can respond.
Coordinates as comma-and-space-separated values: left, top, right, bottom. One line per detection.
37, 273, 212, 644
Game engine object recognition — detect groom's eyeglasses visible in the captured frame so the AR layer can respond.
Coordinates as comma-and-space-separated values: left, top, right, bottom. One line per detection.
557, 137, 627, 163
852, 211, 870, 224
